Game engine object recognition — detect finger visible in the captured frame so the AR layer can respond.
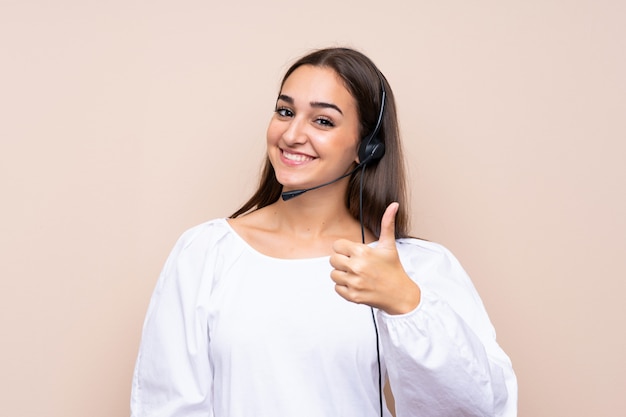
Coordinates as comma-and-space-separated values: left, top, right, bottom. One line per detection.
332, 238, 364, 257
329, 252, 350, 271
334, 283, 351, 302
378, 202, 399, 249
330, 268, 349, 285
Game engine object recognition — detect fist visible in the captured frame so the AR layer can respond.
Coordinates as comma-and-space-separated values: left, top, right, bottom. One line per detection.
329, 203, 421, 315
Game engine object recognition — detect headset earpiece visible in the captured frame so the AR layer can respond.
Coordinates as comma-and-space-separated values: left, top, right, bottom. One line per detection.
358, 135, 385, 164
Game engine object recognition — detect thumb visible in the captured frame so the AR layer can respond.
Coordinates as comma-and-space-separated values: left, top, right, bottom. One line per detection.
378, 202, 399, 249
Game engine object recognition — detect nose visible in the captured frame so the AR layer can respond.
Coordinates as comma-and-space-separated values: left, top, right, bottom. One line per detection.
281, 117, 308, 146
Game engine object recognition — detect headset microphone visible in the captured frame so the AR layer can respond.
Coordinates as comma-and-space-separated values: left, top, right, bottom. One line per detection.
280, 148, 381, 201
281, 164, 361, 201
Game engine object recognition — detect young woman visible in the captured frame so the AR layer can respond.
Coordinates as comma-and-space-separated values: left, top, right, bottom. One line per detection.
130, 47, 517, 417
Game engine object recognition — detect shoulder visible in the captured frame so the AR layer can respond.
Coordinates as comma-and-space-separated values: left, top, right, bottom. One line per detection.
395, 238, 457, 264
228, 205, 277, 234
175, 218, 231, 247
394, 238, 473, 287
393, 238, 490, 319
155, 218, 244, 290
226, 206, 286, 255
166, 218, 242, 262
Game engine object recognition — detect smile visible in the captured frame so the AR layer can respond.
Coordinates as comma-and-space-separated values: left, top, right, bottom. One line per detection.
282, 150, 315, 163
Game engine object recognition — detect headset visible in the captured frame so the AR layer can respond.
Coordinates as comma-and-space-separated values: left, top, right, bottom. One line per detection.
357, 80, 386, 166
281, 73, 388, 417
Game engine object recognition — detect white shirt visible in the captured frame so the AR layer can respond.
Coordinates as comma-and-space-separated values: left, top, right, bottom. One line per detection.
131, 219, 517, 416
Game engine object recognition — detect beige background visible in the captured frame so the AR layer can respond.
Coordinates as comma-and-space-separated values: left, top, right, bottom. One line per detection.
1, 1, 625, 416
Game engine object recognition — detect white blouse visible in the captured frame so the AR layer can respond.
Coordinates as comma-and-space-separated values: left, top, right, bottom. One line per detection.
131, 219, 517, 417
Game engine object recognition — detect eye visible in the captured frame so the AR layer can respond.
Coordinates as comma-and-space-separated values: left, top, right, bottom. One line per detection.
315, 117, 335, 128
275, 107, 294, 118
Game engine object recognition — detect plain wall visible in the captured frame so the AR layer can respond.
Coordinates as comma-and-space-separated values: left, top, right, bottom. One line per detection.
1, 1, 624, 416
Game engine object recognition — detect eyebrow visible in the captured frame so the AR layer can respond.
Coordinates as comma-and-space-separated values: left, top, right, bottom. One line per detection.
277, 94, 343, 115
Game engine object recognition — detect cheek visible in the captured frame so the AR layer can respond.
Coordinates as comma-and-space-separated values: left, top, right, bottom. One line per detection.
266, 119, 282, 145
338, 134, 360, 158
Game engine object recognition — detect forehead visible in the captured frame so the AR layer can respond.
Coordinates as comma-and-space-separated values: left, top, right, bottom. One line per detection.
280, 65, 355, 106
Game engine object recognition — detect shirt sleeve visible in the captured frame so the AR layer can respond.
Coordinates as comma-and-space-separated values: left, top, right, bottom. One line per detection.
130, 223, 220, 417
378, 240, 517, 417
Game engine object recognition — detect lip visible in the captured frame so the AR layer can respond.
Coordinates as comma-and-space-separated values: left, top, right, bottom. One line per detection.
279, 149, 316, 166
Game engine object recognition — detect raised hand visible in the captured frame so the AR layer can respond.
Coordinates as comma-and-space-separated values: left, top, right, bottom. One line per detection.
329, 202, 421, 315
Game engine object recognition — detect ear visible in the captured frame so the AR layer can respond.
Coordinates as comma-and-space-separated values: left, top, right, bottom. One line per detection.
354, 138, 363, 164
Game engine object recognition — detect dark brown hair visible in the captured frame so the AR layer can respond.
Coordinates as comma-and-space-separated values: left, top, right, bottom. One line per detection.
231, 47, 410, 239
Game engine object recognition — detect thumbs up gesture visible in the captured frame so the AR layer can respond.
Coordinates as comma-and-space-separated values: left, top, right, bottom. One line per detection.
329, 202, 421, 315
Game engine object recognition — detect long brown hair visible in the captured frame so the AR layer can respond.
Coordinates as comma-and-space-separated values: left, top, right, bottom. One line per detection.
231, 47, 410, 239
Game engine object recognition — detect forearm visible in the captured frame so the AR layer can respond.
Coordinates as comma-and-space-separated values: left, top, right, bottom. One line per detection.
379, 291, 516, 417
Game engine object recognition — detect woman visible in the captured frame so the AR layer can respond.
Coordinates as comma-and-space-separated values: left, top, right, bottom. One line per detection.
131, 47, 517, 417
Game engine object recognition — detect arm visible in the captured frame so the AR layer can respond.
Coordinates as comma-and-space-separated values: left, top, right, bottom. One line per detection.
131, 225, 217, 417
379, 241, 517, 417
330, 204, 516, 416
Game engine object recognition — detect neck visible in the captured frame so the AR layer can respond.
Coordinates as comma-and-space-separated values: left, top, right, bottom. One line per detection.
271, 188, 357, 238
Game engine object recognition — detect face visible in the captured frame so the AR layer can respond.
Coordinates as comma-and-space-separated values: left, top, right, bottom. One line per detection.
266, 65, 360, 193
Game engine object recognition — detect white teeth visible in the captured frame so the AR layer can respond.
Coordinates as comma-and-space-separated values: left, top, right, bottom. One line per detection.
283, 151, 313, 162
